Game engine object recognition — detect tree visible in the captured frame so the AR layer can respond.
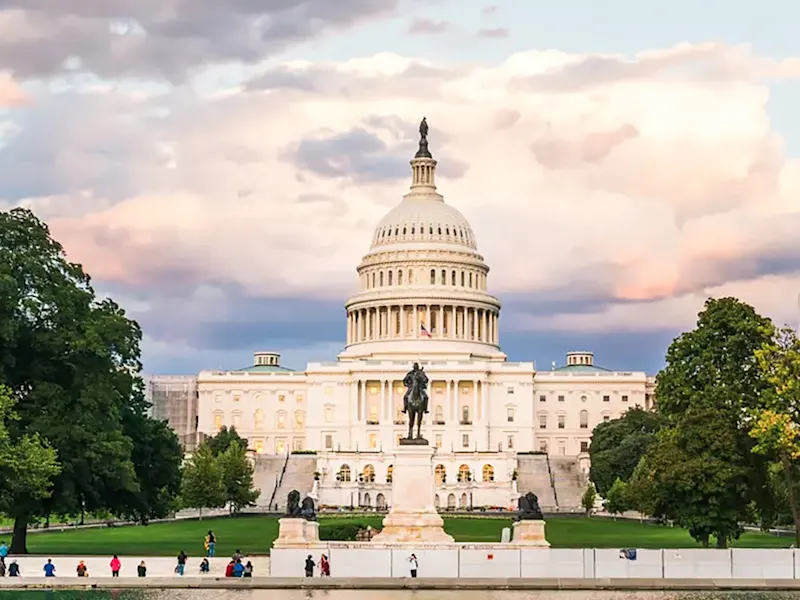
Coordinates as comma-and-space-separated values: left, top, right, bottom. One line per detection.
181, 444, 225, 517
604, 478, 629, 518
0, 385, 61, 516
589, 407, 663, 495
749, 327, 800, 546
207, 426, 247, 457
639, 297, 774, 547
581, 482, 596, 516
116, 411, 184, 524
217, 441, 259, 512
0, 209, 147, 552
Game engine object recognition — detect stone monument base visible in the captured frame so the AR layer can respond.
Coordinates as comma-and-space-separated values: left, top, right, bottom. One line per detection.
273, 518, 320, 548
511, 520, 550, 546
372, 444, 454, 544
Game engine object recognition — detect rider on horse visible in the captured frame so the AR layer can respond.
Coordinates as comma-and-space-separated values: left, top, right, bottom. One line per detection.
402, 363, 429, 414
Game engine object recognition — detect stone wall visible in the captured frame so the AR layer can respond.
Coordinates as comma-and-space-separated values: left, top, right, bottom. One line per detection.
4, 556, 270, 578
270, 546, 800, 579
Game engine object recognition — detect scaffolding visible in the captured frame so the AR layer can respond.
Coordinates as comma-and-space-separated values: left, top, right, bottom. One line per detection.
146, 375, 200, 450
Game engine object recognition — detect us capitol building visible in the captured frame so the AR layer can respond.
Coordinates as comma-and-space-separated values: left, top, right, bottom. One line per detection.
147, 122, 655, 511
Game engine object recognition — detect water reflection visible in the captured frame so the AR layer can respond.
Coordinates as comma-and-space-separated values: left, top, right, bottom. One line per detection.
1, 592, 800, 600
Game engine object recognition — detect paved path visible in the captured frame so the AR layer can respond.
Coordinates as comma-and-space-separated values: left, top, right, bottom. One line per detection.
2, 577, 800, 590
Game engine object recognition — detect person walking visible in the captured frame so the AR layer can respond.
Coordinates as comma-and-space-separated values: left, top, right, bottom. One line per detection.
205, 531, 216, 557
43, 559, 56, 577
110, 554, 121, 577
319, 554, 330, 577
408, 554, 418, 578
175, 551, 187, 576
304, 555, 315, 577
0, 541, 8, 561
137, 561, 147, 577
0, 558, 6, 577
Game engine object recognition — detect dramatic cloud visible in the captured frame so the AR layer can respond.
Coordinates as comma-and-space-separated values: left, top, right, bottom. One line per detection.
4, 41, 800, 371
0, 0, 410, 81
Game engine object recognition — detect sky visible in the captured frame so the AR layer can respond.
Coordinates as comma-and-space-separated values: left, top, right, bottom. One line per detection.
1, 0, 799, 376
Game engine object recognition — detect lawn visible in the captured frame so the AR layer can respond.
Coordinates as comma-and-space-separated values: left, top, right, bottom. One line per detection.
11, 515, 791, 556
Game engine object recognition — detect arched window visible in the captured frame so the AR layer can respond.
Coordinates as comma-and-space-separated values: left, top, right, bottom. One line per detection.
295, 410, 305, 428
434, 494, 441, 508
461, 405, 470, 424
388, 271, 393, 286
254, 409, 264, 430
460, 493, 468, 508
379, 271, 384, 286
408, 269, 414, 284
231, 410, 242, 428
276, 410, 287, 429
339, 464, 351, 482
482, 464, 494, 482
363, 493, 371, 507
376, 493, 387, 509
441, 269, 446, 285
430, 269, 436, 284
458, 464, 470, 482
461, 271, 465, 286
447, 493, 456, 509
435, 405, 444, 423
435, 464, 446, 484
371, 272, 375, 288
213, 410, 224, 431
580, 410, 589, 429
451, 270, 456, 285
387, 465, 393, 483
469, 272, 473, 287
398, 270, 403, 285
363, 464, 375, 482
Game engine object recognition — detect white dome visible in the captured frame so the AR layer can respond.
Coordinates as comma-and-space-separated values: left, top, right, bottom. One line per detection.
370, 197, 477, 250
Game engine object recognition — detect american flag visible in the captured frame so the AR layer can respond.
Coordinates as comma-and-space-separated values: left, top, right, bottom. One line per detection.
420, 323, 432, 338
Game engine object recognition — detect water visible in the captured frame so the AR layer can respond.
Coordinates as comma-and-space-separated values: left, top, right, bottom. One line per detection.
0, 592, 798, 600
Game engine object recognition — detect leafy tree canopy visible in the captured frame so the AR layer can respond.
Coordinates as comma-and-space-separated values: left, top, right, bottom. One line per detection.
207, 426, 246, 457
181, 443, 225, 517
217, 441, 259, 512
603, 477, 630, 516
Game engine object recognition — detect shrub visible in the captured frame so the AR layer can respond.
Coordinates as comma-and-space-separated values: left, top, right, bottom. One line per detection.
320, 521, 372, 541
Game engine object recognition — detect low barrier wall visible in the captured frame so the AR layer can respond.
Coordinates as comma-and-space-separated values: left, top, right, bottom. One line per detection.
2, 556, 270, 578
271, 547, 800, 579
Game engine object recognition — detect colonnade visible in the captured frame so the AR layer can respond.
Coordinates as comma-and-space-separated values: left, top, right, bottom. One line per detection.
347, 303, 499, 345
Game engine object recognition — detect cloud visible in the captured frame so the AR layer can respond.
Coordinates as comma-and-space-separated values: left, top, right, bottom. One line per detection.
0, 72, 27, 106
477, 27, 508, 39
408, 18, 448, 34
5, 42, 800, 371
0, 0, 410, 81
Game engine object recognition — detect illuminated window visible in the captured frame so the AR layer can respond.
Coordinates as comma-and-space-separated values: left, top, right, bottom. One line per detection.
214, 411, 223, 430
369, 433, 377, 449
278, 395, 286, 403
293, 437, 304, 451
254, 409, 264, 430
435, 434, 442, 448
276, 439, 286, 454
295, 410, 305, 428
369, 405, 378, 423
435, 464, 446, 484
482, 464, 494, 482
325, 387, 333, 396
339, 464, 351, 482
254, 439, 264, 453
435, 405, 444, 423
231, 411, 241, 428
277, 411, 287, 429
297, 395, 304, 403
363, 464, 375, 481
458, 464, 470, 482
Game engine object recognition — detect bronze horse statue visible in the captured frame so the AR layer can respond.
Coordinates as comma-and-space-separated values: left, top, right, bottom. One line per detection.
403, 362, 429, 440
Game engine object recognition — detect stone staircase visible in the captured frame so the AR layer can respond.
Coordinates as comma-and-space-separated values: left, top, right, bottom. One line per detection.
252, 455, 288, 508
549, 456, 587, 510
515, 454, 557, 511
272, 455, 317, 511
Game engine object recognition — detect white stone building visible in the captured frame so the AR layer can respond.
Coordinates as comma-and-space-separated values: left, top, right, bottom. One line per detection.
152, 129, 656, 509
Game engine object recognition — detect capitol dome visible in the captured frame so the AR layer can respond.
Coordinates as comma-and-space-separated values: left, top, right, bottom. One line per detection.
340, 118, 505, 362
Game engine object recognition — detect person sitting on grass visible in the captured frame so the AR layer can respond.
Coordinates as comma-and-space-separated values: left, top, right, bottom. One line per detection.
76, 561, 88, 577
200, 558, 210, 574
138, 561, 147, 577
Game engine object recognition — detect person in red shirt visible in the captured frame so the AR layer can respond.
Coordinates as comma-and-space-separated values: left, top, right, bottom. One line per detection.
225, 560, 235, 577
110, 555, 122, 577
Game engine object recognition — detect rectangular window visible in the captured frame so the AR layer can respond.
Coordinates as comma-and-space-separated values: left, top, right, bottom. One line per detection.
254, 439, 264, 454
278, 394, 285, 403
539, 440, 548, 453
622, 395, 628, 402
507, 407, 515, 422
539, 395, 546, 402
558, 395, 565, 402
214, 414, 223, 430
558, 415, 565, 429
539, 414, 547, 429
324, 434, 333, 450
295, 412, 304, 428
507, 387, 515, 394
462, 434, 469, 448
369, 433, 377, 449
293, 437, 304, 451
580, 441, 589, 453
507, 435, 514, 449
368, 405, 379, 424
435, 434, 442, 448
277, 413, 286, 429
603, 415, 610, 422
297, 395, 304, 403
325, 407, 334, 423
603, 395, 610, 402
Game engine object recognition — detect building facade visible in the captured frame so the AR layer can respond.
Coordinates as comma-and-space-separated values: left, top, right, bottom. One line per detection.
148, 128, 655, 508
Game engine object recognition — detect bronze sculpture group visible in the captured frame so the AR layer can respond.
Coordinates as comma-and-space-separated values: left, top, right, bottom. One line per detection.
402, 362, 429, 441
285, 490, 317, 521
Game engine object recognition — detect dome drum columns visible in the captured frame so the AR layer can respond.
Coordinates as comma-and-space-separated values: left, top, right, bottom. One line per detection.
346, 303, 499, 346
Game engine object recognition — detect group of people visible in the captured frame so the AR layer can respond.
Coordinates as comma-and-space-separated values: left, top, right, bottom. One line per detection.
304, 554, 331, 577
0, 541, 20, 577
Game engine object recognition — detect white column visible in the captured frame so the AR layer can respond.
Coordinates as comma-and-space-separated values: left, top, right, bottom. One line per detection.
472, 308, 478, 340
413, 305, 419, 338
380, 379, 386, 422
447, 380, 454, 420
483, 310, 489, 342
472, 379, 478, 422
426, 304, 431, 332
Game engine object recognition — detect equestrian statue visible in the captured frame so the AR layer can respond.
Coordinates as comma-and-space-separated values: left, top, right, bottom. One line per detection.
402, 362, 429, 441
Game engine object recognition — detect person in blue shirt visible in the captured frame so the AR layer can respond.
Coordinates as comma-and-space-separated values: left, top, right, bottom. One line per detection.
0, 541, 8, 560
232, 559, 244, 577
43, 559, 56, 577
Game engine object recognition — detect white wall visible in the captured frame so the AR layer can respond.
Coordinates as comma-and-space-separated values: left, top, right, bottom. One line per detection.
5, 556, 270, 578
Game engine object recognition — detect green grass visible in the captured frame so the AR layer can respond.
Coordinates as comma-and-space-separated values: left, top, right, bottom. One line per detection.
9, 515, 791, 556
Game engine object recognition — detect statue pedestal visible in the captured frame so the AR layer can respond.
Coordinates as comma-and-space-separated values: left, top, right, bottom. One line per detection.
372, 444, 454, 544
273, 518, 320, 548
511, 520, 550, 547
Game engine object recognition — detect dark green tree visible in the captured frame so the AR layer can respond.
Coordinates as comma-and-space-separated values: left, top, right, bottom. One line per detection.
0, 208, 148, 552
217, 441, 259, 512
581, 482, 597, 516
633, 297, 774, 547
589, 407, 663, 495
0, 385, 61, 516
207, 426, 246, 457
181, 443, 225, 518
603, 477, 630, 518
